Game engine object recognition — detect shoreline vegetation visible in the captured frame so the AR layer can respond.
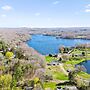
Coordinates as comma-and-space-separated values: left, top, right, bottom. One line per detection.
1, 27, 90, 40
0, 28, 90, 90
29, 27, 90, 40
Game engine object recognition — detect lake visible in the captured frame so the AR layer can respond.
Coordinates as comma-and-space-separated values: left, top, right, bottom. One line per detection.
27, 34, 90, 55
78, 60, 90, 74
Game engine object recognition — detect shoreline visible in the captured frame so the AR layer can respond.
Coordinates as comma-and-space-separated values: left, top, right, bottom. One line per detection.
30, 33, 90, 41
28, 34, 90, 56
0, 28, 90, 57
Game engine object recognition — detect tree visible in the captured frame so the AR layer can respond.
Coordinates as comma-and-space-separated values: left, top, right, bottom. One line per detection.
5, 51, 14, 59
13, 62, 23, 82
0, 53, 4, 60
82, 52, 85, 56
10, 76, 17, 89
34, 77, 44, 90
14, 66, 23, 81
0, 74, 12, 89
0, 44, 2, 50
58, 57, 62, 62
68, 71, 77, 84
15, 48, 24, 59
0, 41, 8, 54
59, 46, 64, 54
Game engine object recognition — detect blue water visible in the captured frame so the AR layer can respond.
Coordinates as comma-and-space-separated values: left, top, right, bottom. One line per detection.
79, 60, 90, 74
27, 34, 90, 55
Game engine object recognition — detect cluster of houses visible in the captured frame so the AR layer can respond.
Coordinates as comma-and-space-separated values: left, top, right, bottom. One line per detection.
57, 86, 78, 90
47, 53, 70, 66
47, 60, 60, 66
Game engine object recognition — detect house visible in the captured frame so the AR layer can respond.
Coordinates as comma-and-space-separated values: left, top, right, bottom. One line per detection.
57, 86, 63, 90
47, 61, 60, 66
74, 54, 82, 57
63, 86, 78, 90
25, 87, 33, 90
56, 85, 78, 90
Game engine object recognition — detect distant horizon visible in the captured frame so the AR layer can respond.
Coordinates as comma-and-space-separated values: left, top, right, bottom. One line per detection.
0, 26, 90, 29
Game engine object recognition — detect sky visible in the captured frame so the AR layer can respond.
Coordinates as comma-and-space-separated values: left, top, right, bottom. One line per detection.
0, 0, 90, 28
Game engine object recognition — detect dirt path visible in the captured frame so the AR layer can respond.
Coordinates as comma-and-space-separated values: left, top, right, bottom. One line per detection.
59, 63, 68, 76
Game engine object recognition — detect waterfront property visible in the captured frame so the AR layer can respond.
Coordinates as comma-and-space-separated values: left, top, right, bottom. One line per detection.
27, 34, 90, 55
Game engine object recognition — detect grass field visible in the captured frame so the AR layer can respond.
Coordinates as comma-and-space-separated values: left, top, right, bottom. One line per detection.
45, 48, 90, 89
78, 72, 90, 79
45, 56, 58, 63
46, 65, 68, 80
43, 82, 56, 90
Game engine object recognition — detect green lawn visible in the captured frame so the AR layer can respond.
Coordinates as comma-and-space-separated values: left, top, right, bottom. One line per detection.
53, 71, 68, 80
43, 82, 56, 90
65, 59, 86, 65
45, 56, 68, 81
45, 56, 58, 63
63, 48, 90, 79
78, 72, 90, 79
72, 49, 83, 54
46, 66, 68, 81
45, 48, 90, 86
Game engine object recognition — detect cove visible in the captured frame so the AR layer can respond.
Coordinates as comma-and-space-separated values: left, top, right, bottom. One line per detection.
78, 60, 90, 74
27, 34, 90, 55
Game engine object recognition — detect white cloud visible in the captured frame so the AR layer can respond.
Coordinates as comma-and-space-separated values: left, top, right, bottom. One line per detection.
1, 5, 12, 11
53, 1, 60, 5
86, 4, 90, 8
85, 4, 90, 12
85, 9, 90, 12
35, 13, 40, 16
1, 14, 7, 17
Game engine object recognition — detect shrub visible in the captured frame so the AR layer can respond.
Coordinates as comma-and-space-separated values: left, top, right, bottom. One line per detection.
0, 53, 4, 60
34, 77, 40, 84
44, 75, 53, 81
15, 49, 24, 59
0, 74, 12, 89
5, 51, 14, 59
82, 52, 85, 56
0, 41, 8, 53
13, 66, 23, 81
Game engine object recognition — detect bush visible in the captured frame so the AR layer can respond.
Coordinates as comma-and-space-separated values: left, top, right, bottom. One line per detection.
0, 41, 8, 53
0, 74, 12, 89
0, 53, 4, 60
44, 75, 53, 81
5, 51, 14, 59
15, 49, 24, 59
13, 66, 23, 81
82, 52, 85, 56
34, 77, 40, 84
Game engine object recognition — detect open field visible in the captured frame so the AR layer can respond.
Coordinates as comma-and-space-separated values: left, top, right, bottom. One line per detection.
45, 47, 90, 89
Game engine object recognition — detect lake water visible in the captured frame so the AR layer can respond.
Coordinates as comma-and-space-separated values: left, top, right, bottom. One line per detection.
79, 60, 90, 74
27, 34, 90, 55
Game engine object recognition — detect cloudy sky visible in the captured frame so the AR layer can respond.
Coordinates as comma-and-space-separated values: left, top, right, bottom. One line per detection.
0, 0, 90, 28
